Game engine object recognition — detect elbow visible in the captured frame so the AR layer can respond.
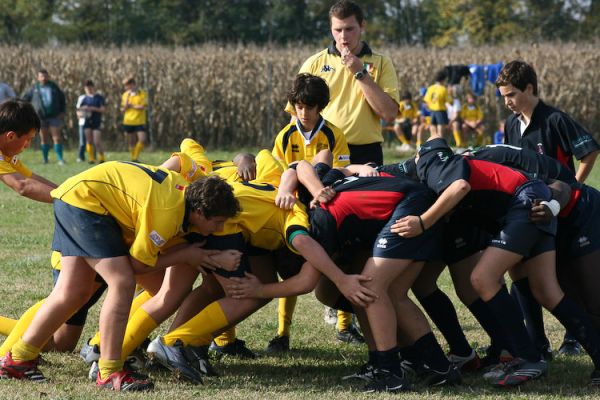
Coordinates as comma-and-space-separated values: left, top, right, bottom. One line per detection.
456, 179, 471, 193
380, 109, 398, 123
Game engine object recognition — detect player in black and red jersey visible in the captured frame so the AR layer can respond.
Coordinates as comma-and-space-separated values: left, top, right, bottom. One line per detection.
393, 138, 600, 387
497, 60, 600, 356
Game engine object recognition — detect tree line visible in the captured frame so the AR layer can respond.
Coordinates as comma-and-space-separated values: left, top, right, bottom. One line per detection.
1, 0, 598, 47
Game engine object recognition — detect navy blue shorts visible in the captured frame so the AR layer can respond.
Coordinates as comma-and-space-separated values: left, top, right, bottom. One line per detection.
557, 185, 600, 260
52, 200, 129, 258
430, 111, 449, 126
372, 190, 442, 261
186, 232, 251, 278
488, 180, 556, 258
442, 214, 491, 265
274, 247, 305, 280
83, 120, 102, 130
52, 269, 107, 326
122, 124, 145, 133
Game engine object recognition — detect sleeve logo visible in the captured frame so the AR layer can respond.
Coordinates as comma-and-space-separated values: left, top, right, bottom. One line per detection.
149, 230, 166, 247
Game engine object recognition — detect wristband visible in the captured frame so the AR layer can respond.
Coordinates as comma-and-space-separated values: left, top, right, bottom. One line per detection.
417, 215, 426, 232
540, 199, 560, 217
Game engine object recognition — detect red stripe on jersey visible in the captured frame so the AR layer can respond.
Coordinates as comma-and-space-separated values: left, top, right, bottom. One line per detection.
323, 190, 405, 229
559, 187, 581, 217
466, 159, 528, 194
379, 172, 394, 178
556, 145, 572, 171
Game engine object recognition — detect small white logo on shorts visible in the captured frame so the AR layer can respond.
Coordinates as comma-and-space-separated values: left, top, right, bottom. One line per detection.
454, 237, 466, 248
149, 230, 166, 247
377, 238, 388, 249
578, 236, 590, 247
491, 239, 506, 246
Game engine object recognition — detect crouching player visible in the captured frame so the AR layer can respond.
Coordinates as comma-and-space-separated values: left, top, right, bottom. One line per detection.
394, 138, 600, 387
0, 162, 240, 391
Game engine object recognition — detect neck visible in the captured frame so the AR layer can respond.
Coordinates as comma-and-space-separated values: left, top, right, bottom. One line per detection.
521, 97, 539, 122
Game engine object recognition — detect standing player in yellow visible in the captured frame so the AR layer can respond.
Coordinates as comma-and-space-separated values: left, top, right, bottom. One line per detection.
423, 70, 449, 141
0, 162, 240, 391
393, 91, 419, 151
287, 0, 398, 166
267, 73, 352, 352
460, 92, 486, 146
121, 77, 148, 162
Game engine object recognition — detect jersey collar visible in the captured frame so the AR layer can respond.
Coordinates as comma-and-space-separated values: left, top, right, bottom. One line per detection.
295, 116, 325, 142
327, 41, 373, 58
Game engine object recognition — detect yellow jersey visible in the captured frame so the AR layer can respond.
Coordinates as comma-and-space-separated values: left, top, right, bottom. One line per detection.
286, 42, 399, 145
51, 161, 190, 267
397, 100, 419, 121
460, 103, 483, 122
217, 180, 309, 253
0, 152, 32, 177
272, 117, 350, 168
423, 83, 448, 112
121, 90, 148, 126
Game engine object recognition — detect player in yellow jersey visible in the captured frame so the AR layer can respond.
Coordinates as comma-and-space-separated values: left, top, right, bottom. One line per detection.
0, 162, 240, 391
0, 100, 56, 203
121, 77, 148, 162
393, 91, 419, 151
460, 92, 486, 146
267, 73, 354, 353
423, 70, 449, 141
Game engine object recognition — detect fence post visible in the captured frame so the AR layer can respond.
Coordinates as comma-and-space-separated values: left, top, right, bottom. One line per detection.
142, 60, 153, 149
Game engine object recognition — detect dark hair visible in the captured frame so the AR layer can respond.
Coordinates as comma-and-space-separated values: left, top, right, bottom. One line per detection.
434, 69, 447, 83
37, 68, 49, 75
185, 175, 240, 218
122, 76, 136, 85
400, 90, 412, 101
287, 73, 330, 111
329, 0, 364, 25
496, 60, 538, 96
84, 80, 94, 87
0, 100, 41, 137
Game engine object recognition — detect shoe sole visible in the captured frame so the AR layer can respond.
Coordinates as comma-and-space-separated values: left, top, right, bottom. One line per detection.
146, 352, 202, 384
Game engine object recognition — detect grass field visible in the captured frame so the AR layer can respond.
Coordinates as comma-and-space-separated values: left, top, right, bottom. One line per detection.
1, 146, 600, 399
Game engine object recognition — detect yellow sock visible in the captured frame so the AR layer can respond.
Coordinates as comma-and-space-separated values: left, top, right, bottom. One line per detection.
398, 134, 410, 145
213, 326, 236, 347
163, 301, 228, 347
121, 308, 158, 361
98, 152, 105, 162
132, 142, 144, 160
336, 310, 352, 332
277, 296, 297, 337
0, 315, 17, 336
0, 300, 44, 356
452, 130, 463, 147
98, 358, 124, 380
128, 290, 152, 319
11, 338, 41, 361
88, 290, 153, 349
86, 143, 95, 161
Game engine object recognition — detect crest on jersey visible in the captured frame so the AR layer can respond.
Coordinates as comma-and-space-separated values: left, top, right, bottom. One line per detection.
363, 62, 374, 74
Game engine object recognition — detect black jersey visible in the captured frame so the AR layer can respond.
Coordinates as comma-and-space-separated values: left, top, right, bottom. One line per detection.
504, 100, 600, 171
472, 144, 576, 185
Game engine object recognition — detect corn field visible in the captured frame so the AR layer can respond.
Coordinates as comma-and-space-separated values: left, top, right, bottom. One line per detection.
0, 42, 598, 150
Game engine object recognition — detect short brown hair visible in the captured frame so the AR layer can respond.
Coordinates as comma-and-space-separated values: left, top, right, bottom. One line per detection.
0, 100, 40, 137
329, 0, 364, 25
496, 60, 538, 96
287, 73, 330, 111
185, 175, 240, 218
122, 76, 136, 86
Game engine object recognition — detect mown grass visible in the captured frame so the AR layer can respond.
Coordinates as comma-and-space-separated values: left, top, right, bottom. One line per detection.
0, 146, 599, 399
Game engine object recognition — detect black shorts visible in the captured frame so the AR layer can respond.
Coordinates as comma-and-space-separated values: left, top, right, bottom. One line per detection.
442, 214, 491, 265
83, 120, 102, 130
348, 143, 383, 166
274, 247, 305, 280
186, 232, 251, 278
122, 124, 145, 133
488, 180, 556, 258
52, 269, 107, 326
52, 200, 129, 258
372, 190, 442, 261
430, 111, 449, 126
557, 185, 600, 260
